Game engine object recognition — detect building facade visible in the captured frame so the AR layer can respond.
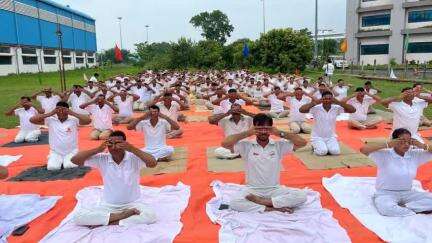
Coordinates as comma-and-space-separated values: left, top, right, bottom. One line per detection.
0, 0, 97, 76
346, 0, 432, 65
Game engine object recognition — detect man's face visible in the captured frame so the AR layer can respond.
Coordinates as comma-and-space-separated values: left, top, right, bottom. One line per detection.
107, 136, 125, 154
120, 90, 127, 99
20, 99, 31, 109
74, 86, 82, 95
163, 96, 172, 103
413, 85, 422, 94
294, 90, 303, 99
356, 91, 366, 100
255, 125, 271, 141
150, 108, 159, 118
402, 89, 415, 101
274, 88, 281, 95
318, 85, 326, 92
44, 88, 52, 97
322, 94, 333, 106
228, 92, 237, 100
55, 106, 68, 120
88, 82, 94, 87
97, 96, 105, 105
231, 104, 241, 115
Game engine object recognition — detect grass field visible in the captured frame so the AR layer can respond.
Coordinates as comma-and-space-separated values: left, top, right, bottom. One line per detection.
0, 65, 139, 128
0, 67, 430, 128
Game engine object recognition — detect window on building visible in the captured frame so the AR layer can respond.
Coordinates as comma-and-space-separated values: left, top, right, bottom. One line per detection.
75, 51, 84, 57
0, 47, 11, 54
362, 0, 377, 2
22, 56, 38, 65
87, 58, 95, 63
21, 47, 37, 55
76, 57, 84, 63
0, 56, 12, 65
62, 50, 71, 56
62, 57, 71, 64
362, 14, 391, 27
408, 42, 432, 53
44, 56, 57, 64
408, 10, 432, 23
360, 44, 389, 55
43, 49, 55, 55
87, 52, 95, 57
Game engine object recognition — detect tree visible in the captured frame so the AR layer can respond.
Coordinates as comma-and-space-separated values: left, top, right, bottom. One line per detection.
190, 10, 234, 44
169, 37, 197, 69
318, 39, 339, 61
195, 40, 225, 69
256, 28, 313, 72
135, 42, 171, 69
99, 48, 132, 64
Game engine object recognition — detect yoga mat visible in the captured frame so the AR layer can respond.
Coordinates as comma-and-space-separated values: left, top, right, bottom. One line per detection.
207, 147, 244, 172
294, 143, 375, 170
2, 131, 48, 147
9, 166, 91, 182
186, 115, 209, 123
140, 147, 188, 176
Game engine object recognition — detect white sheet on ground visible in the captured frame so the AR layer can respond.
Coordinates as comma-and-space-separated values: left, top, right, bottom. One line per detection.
41, 182, 190, 243
304, 113, 349, 121
0, 155, 22, 167
206, 180, 350, 243
322, 174, 432, 243
0, 194, 60, 243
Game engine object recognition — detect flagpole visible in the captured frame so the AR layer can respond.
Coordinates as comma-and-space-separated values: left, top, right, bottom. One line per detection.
117, 17, 123, 50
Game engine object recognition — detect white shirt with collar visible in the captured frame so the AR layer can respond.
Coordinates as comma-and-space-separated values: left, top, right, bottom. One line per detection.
333, 86, 349, 101
85, 86, 98, 93
218, 115, 253, 137
85, 152, 145, 205
45, 116, 79, 156
114, 96, 134, 117
15, 107, 39, 132
68, 93, 91, 115
136, 119, 170, 149
157, 101, 181, 122
369, 148, 432, 191
268, 94, 285, 113
310, 104, 344, 138
287, 96, 312, 122
86, 104, 114, 130
234, 139, 294, 189
37, 95, 61, 113
389, 100, 428, 139
220, 99, 246, 113
347, 97, 376, 122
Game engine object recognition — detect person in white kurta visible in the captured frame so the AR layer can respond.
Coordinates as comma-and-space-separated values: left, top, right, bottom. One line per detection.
109, 90, 139, 124
280, 88, 313, 134
5, 96, 44, 143
299, 91, 356, 156
29, 101, 91, 170
71, 131, 158, 226
208, 103, 254, 159
67, 85, 93, 115
32, 88, 62, 114
322, 59, 335, 86
345, 87, 382, 130
333, 80, 351, 101
360, 128, 432, 217
263, 87, 290, 119
221, 113, 308, 213
153, 92, 185, 139
128, 105, 181, 161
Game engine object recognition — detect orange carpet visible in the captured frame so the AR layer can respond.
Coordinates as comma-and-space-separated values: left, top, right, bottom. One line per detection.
1, 109, 432, 243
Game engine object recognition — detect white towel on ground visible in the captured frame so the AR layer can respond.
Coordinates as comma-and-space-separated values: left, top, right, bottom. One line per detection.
0, 155, 22, 167
0, 194, 60, 243
322, 174, 432, 243
206, 180, 351, 243
41, 182, 190, 243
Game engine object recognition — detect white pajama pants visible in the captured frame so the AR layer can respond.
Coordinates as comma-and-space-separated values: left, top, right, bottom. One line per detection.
47, 149, 78, 171
214, 147, 239, 159
14, 130, 41, 143
73, 201, 157, 226
230, 186, 307, 213
374, 189, 432, 217
142, 146, 174, 160
311, 137, 340, 156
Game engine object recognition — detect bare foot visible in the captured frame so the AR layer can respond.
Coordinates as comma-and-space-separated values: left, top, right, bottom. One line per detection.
108, 208, 140, 225
245, 194, 272, 207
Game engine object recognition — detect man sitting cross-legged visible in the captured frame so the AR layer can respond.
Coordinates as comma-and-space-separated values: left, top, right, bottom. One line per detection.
30, 101, 91, 170
127, 105, 180, 162
208, 103, 254, 159
221, 113, 308, 213
5, 96, 45, 143
345, 87, 383, 130
71, 131, 158, 226
108, 89, 140, 125
299, 91, 356, 156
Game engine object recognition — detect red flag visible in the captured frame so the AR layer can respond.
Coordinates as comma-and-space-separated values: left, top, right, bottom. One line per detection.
114, 44, 123, 62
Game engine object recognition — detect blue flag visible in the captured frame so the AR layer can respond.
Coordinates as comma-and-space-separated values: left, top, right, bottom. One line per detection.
243, 42, 250, 58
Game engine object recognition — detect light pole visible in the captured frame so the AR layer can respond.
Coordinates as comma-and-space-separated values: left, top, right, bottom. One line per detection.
314, 0, 318, 67
56, 24, 66, 91
117, 17, 123, 50
261, 0, 266, 34
145, 25, 150, 43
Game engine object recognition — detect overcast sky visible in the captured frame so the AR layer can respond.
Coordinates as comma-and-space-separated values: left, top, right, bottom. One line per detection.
57, 0, 346, 52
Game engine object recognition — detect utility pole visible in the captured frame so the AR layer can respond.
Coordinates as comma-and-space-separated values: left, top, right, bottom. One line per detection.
118, 17, 123, 50
262, 0, 266, 34
145, 25, 150, 43
314, 0, 319, 68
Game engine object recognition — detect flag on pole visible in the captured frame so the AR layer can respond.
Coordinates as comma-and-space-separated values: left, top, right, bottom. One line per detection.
242, 42, 250, 58
114, 44, 123, 62
340, 39, 348, 53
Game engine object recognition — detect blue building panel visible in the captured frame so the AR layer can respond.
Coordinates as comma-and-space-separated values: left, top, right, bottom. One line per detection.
0, 10, 18, 45
39, 20, 58, 48
16, 14, 41, 46
15, 0, 38, 7
37, 1, 59, 13
60, 25, 74, 49
73, 29, 86, 51
85, 32, 97, 52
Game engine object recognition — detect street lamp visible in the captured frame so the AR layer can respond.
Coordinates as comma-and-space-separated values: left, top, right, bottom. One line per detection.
56, 25, 66, 91
261, 0, 266, 34
145, 25, 150, 43
117, 17, 123, 50
314, 0, 318, 68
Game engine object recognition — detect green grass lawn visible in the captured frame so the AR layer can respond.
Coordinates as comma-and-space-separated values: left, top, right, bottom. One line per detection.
0, 65, 139, 128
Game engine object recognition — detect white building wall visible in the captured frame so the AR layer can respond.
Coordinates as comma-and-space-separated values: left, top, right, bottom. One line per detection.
406, 34, 432, 63
361, 0, 393, 8
359, 37, 390, 65
0, 47, 18, 75
17, 48, 40, 74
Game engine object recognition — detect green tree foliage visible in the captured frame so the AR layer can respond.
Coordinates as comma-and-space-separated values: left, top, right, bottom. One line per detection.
135, 42, 171, 69
195, 40, 225, 69
99, 48, 132, 64
169, 38, 197, 69
190, 10, 234, 44
318, 39, 339, 61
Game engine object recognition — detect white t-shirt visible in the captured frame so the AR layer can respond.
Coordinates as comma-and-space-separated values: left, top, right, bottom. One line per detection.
157, 101, 181, 122
45, 116, 79, 156
347, 97, 376, 121
218, 116, 253, 137
310, 104, 344, 138
333, 86, 349, 101
285, 82, 298, 92
220, 99, 246, 113
131, 86, 152, 102
136, 119, 169, 149
114, 96, 134, 117
369, 148, 432, 191
86, 104, 114, 130
15, 107, 39, 132
89, 76, 98, 82
85, 86, 98, 93
234, 139, 293, 188
268, 94, 285, 113
301, 86, 315, 95
287, 96, 312, 122
323, 63, 335, 76
68, 93, 91, 115
261, 85, 273, 95
36, 95, 61, 113
389, 101, 428, 138
85, 152, 145, 205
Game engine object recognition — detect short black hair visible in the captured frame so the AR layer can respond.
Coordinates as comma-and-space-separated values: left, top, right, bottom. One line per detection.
355, 87, 365, 92
149, 105, 160, 111
413, 82, 422, 88
391, 128, 411, 139
98, 94, 105, 98
364, 81, 372, 85
401, 87, 412, 93
253, 113, 273, 127
274, 86, 281, 90
56, 101, 69, 108
20, 96, 31, 101
318, 83, 326, 87
228, 89, 237, 93
321, 91, 333, 97
294, 87, 303, 91
110, 130, 126, 140
163, 92, 173, 97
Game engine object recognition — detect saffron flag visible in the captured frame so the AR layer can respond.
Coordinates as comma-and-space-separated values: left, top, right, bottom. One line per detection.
114, 44, 123, 62
243, 42, 250, 58
340, 39, 348, 53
